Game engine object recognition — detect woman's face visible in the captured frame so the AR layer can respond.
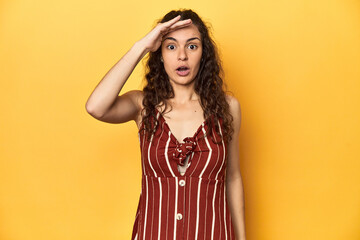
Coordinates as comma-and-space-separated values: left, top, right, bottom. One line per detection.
161, 23, 202, 86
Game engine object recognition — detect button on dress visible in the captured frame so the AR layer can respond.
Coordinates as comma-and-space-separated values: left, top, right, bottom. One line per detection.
131, 108, 235, 240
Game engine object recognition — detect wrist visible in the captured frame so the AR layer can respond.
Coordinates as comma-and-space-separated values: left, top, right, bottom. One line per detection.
134, 40, 150, 56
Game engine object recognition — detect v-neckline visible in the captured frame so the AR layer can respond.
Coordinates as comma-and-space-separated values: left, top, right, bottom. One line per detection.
155, 108, 211, 144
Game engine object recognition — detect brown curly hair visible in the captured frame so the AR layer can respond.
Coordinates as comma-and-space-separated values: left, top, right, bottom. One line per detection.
139, 8, 234, 145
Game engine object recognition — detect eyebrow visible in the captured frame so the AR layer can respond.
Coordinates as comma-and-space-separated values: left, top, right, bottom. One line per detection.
163, 37, 201, 42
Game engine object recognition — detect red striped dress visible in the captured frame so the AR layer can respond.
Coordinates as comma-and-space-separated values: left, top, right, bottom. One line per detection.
131, 108, 235, 240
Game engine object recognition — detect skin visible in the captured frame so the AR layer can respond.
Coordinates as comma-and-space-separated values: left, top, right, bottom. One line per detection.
152, 20, 247, 239
161, 23, 203, 97
86, 15, 246, 239
155, 23, 206, 143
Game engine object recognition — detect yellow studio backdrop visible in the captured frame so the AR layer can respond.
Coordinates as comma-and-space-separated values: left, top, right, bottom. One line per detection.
0, 0, 359, 239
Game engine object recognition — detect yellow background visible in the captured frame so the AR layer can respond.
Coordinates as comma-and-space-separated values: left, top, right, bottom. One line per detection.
1, 0, 359, 239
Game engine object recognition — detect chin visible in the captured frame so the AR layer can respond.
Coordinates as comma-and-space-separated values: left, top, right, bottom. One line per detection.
174, 77, 196, 85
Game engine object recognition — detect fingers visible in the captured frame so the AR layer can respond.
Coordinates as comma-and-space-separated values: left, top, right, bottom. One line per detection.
161, 15, 192, 30
155, 16, 193, 41
168, 19, 192, 31
162, 15, 181, 27
159, 19, 192, 36
160, 20, 192, 37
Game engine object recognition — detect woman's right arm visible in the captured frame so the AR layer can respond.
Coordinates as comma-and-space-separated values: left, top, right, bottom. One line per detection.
85, 15, 192, 124
85, 41, 148, 123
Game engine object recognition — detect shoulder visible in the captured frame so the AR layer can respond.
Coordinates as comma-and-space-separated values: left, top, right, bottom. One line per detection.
225, 94, 242, 131
225, 94, 241, 119
125, 89, 144, 110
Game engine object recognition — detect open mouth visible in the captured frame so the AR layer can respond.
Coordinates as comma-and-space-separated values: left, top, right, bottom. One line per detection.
176, 66, 190, 76
176, 66, 189, 71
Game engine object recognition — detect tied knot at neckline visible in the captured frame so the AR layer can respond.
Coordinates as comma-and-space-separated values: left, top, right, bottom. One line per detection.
172, 137, 197, 166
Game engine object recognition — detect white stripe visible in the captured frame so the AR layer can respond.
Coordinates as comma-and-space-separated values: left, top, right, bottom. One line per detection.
157, 177, 162, 240
211, 179, 218, 240
198, 122, 214, 238
150, 178, 155, 239
216, 119, 226, 180
208, 124, 221, 179
199, 124, 213, 178
186, 177, 192, 240
166, 178, 170, 237
218, 119, 228, 239
155, 121, 166, 176
195, 178, 202, 238
223, 183, 228, 240
203, 179, 211, 237
165, 131, 176, 177
173, 177, 178, 240
147, 114, 159, 177
141, 127, 146, 176
188, 138, 202, 176
218, 182, 223, 240
143, 175, 149, 240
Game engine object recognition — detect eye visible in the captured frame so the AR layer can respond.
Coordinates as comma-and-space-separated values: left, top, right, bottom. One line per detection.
188, 44, 198, 50
166, 44, 176, 50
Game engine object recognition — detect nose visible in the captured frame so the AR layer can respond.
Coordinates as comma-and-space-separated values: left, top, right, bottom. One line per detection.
178, 47, 188, 61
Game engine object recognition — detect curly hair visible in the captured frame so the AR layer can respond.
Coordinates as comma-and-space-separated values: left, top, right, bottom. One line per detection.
139, 8, 234, 145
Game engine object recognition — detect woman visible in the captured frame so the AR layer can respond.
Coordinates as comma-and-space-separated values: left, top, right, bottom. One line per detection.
86, 9, 246, 240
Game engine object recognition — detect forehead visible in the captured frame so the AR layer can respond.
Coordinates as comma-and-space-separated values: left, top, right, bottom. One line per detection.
163, 24, 201, 42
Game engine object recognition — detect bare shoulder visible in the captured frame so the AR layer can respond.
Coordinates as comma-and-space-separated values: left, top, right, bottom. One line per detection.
225, 95, 241, 116
131, 89, 144, 109
225, 94, 242, 130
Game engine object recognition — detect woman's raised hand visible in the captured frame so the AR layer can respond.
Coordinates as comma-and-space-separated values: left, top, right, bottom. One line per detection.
138, 15, 192, 53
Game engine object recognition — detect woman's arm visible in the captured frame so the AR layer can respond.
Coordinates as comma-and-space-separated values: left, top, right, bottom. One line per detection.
226, 95, 246, 240
85, 42, 148, 121
85, 15, 192, 123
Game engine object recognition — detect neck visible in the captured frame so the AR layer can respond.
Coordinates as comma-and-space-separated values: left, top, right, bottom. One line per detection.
170, 84, 199, 105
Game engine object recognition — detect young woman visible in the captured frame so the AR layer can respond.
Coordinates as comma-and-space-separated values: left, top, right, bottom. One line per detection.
86, 9, 246, 240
